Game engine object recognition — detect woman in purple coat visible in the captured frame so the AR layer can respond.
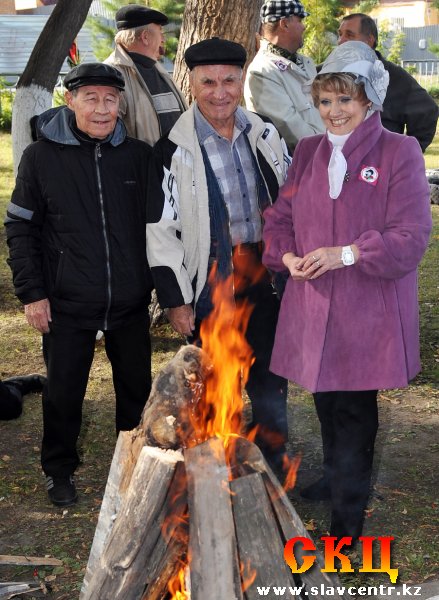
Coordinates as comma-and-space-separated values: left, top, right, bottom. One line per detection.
262, 41, 432, 541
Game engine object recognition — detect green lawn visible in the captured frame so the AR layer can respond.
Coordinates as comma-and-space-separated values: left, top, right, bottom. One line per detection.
424, 107, 439, 170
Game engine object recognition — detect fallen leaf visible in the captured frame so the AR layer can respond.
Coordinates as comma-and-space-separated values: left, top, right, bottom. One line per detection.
304, 519, 317, 531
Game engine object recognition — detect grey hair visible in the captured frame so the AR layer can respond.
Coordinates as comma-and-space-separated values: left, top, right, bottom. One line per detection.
189, 66, 244, 82
115, 25, 150, 49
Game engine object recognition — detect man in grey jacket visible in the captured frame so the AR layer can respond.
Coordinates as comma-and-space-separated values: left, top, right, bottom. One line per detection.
105, 4, 187, 145
244, 0, 324, 150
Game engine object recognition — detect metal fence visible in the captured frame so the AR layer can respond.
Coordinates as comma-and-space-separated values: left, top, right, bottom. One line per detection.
402, 60, 439, 88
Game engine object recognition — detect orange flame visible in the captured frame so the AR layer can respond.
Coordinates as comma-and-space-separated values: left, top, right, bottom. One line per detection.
241, 559, 257, 593
166, 251, 275, 596
187, 266, 256, 451
282, 453, 302, 492
168, 566, 189, 599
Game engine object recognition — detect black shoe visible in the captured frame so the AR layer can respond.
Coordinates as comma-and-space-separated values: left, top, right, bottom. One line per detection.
300, 477, 331, 501
46, 475, 78, 507
3, 374, 46, 396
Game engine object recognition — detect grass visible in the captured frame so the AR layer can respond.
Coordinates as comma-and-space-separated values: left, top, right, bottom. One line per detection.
424, 107, 439, 170
0, 131, 438, 597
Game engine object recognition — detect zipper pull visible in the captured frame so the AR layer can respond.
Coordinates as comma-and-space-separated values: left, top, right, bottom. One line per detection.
96, 144, 101, 158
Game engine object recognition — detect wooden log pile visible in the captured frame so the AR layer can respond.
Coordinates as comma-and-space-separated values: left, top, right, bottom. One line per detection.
80, 345, 344, 600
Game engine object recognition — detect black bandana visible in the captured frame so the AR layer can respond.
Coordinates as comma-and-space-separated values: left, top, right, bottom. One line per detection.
265, 41, 298, 63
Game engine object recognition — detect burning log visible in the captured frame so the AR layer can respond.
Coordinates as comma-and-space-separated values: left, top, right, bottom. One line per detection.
82, 446, 182, 600
231, 472, 295, 598
141, 537, 186, 600
139, 345, 207, 449
185, 438, 243, 600
81, 430, 140, 597
234, 437, 341, 596
141, 461, 188, 600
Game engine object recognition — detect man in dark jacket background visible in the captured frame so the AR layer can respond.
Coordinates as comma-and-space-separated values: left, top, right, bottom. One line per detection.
338, 13, 438, 153
5, 63, 153, 507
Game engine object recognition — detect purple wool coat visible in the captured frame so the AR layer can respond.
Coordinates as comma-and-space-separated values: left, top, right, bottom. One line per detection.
262, 112, 432, 393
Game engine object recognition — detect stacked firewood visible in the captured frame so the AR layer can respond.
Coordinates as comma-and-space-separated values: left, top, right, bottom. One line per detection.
80, 346, 344, 600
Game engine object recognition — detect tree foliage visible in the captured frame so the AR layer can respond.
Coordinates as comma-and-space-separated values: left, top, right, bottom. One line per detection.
87, 0, 185, 61
350, 0, 379, 15
429, 40, 439, 58
386, 29, 405, 64
302, 0, 342, 64
375, 20, 405, 64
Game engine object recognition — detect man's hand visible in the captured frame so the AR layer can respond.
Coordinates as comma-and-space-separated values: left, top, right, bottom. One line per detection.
167, 304, 195, 336
24, 299, 52, 334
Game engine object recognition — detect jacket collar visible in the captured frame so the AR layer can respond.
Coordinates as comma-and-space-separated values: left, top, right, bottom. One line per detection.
36, 106, 127, 147
169, 103, 269, 152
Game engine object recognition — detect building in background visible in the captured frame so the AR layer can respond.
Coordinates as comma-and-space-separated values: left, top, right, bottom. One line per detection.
0, 1, 114, 85
340, 0, 439, 27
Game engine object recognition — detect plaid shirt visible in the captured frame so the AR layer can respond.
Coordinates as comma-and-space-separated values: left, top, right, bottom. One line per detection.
194, 103, 262, 246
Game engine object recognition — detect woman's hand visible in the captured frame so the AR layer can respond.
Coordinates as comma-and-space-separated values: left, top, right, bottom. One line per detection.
298, 245, 359, 279
282, 252, 307, 280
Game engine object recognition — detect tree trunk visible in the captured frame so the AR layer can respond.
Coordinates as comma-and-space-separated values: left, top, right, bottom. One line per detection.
12, 0, 93, 174
173, 0, 264, 101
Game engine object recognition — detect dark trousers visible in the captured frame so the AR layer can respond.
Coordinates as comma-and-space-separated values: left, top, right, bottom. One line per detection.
0, 382, 23, 420
192, 278, 288, 461
313, 390, 379, 540
41, 315, 151, 477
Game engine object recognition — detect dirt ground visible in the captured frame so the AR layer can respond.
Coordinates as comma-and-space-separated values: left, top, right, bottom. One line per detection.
0, 203, 437, 598
0, 330, 438, 598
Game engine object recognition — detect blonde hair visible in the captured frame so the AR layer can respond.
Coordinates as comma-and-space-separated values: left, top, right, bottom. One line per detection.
311, 72, 368, 107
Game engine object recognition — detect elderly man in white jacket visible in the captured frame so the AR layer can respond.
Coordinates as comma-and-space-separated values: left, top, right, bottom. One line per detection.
244, 0, 324, 150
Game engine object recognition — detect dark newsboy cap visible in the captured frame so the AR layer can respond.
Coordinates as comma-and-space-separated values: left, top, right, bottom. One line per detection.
260, 0, 309, 22
115, 4, 168, 30
64, 63, 125, 91
184, 38, 247, 70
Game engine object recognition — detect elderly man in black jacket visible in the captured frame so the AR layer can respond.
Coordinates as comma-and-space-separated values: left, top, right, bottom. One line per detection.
5, 63, 153, 507
338, 13, 438, 153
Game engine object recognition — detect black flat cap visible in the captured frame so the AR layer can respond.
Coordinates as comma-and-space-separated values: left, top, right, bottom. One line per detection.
184, 38, 247, 70
115, 4, 168, 30
64, 63, 125, 91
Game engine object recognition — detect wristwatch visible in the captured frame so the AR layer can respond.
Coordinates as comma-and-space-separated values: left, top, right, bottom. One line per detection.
341, 245, 355, 266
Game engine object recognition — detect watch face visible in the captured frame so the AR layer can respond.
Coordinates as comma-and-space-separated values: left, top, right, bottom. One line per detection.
342, 248, 355, 266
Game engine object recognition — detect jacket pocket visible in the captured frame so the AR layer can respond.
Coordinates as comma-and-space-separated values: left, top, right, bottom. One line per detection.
53, 249, 66, 295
